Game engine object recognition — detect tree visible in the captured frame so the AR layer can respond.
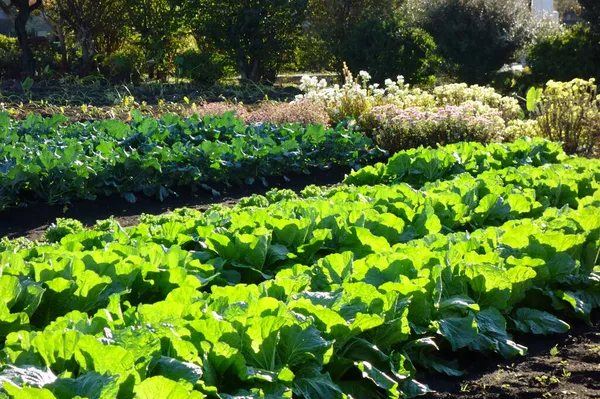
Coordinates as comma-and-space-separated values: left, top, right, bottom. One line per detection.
307, 0, 401, 68
192, 0, 308, 82
53, 0, 127, 75
342, 17, 440, 84
556, 0, 580, 16
417, 0, 536, 84
40, 0, 69, 70
126, 0, 187, 79
579, 0, 600, 31
0, 0, 43, 77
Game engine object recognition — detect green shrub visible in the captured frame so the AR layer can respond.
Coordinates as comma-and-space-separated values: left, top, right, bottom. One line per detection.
579, 0, 600, 33
175, 50, 234, 84
532, 78, 600, 157
0, 35, 21, 79
29, 38, 62, 75
342, 18, 440, 85
101, 44, 144, 83
292, 33, 336, 72
527, 24, 600, 84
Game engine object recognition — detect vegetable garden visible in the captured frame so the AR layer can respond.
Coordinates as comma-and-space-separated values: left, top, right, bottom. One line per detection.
1, 0, 600, 394
0, 127, 599, 397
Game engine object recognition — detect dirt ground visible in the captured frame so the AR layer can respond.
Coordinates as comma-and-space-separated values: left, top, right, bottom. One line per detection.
423, 312, 600, 399
0, 166, 349, 241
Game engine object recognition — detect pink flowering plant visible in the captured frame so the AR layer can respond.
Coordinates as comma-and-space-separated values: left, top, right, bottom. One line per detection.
369, 103, 506, 153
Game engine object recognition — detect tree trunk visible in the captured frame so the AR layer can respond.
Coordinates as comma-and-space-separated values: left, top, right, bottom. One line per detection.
78, 28, 95, 76
56, 16, 69, 71
58, 30, 68, 71
239, 57, 261, 82
14, 8, 35, 77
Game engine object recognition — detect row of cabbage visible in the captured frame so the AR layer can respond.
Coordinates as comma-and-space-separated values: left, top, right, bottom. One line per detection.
0, 140, 599, 398
0, 111, 379, 210
0, 109, 572, 213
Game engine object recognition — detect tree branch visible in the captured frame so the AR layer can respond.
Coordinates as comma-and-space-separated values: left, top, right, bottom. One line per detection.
29, 0, 43, 12
0, 1, 12, 17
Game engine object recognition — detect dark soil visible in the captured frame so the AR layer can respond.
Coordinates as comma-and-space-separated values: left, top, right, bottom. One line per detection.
0, 166, 349, 241
423, 312, 600, 399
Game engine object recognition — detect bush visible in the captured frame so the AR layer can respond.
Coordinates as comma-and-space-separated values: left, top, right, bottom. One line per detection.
291, 33, 336, 72
0, 35, 21, 79
414, 0, 539, 84
342, 18, 441, 85
579, 0, 600, 33
175, 50, 234, 84
247, 101, 329, 126
193, 0, 308, 82
30, 37, 62, 75
532, 78, 600, 157
527, 24, 600, 84
369, 103, 506, 153
432, 83, 522, 120
101, 44, 145, 83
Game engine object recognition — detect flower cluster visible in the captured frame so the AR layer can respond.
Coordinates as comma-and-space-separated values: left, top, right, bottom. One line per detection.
294, 65, 435, 126
295, 67, 521, 129
503, 119, 541, 142
370, 102, 505, 133
367, 102, 507, 153
432, 83, 522, 120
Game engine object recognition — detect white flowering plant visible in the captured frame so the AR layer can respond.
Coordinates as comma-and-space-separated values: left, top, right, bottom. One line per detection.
294, 63, 435, 127
294, 65, 521, 133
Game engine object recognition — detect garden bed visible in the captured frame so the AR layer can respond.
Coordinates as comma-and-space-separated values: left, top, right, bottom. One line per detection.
0, 139, 599, 399
424, 311, 600, 398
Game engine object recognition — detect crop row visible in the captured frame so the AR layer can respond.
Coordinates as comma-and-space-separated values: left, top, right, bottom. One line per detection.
4, 155, 600, 326
0, 112, 379, 210
344, 137, 566, 187
1, 143, 599, 397
1, 201, 598, 398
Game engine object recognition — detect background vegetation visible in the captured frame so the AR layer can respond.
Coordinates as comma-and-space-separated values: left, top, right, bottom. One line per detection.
0, 0, 595, 86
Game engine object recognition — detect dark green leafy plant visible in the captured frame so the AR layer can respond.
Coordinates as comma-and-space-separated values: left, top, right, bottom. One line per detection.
191, 0, 308, 82
0, 111, 377, 210
527, 24, 600, 84
416, 0, 537, 84
174, 50, 234, 84
0, 35, 21, 79
342, 18, 441, 85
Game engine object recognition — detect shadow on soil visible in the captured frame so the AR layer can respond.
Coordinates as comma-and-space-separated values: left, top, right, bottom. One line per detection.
423, 311, 600, 398
0, 166, 350, 241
